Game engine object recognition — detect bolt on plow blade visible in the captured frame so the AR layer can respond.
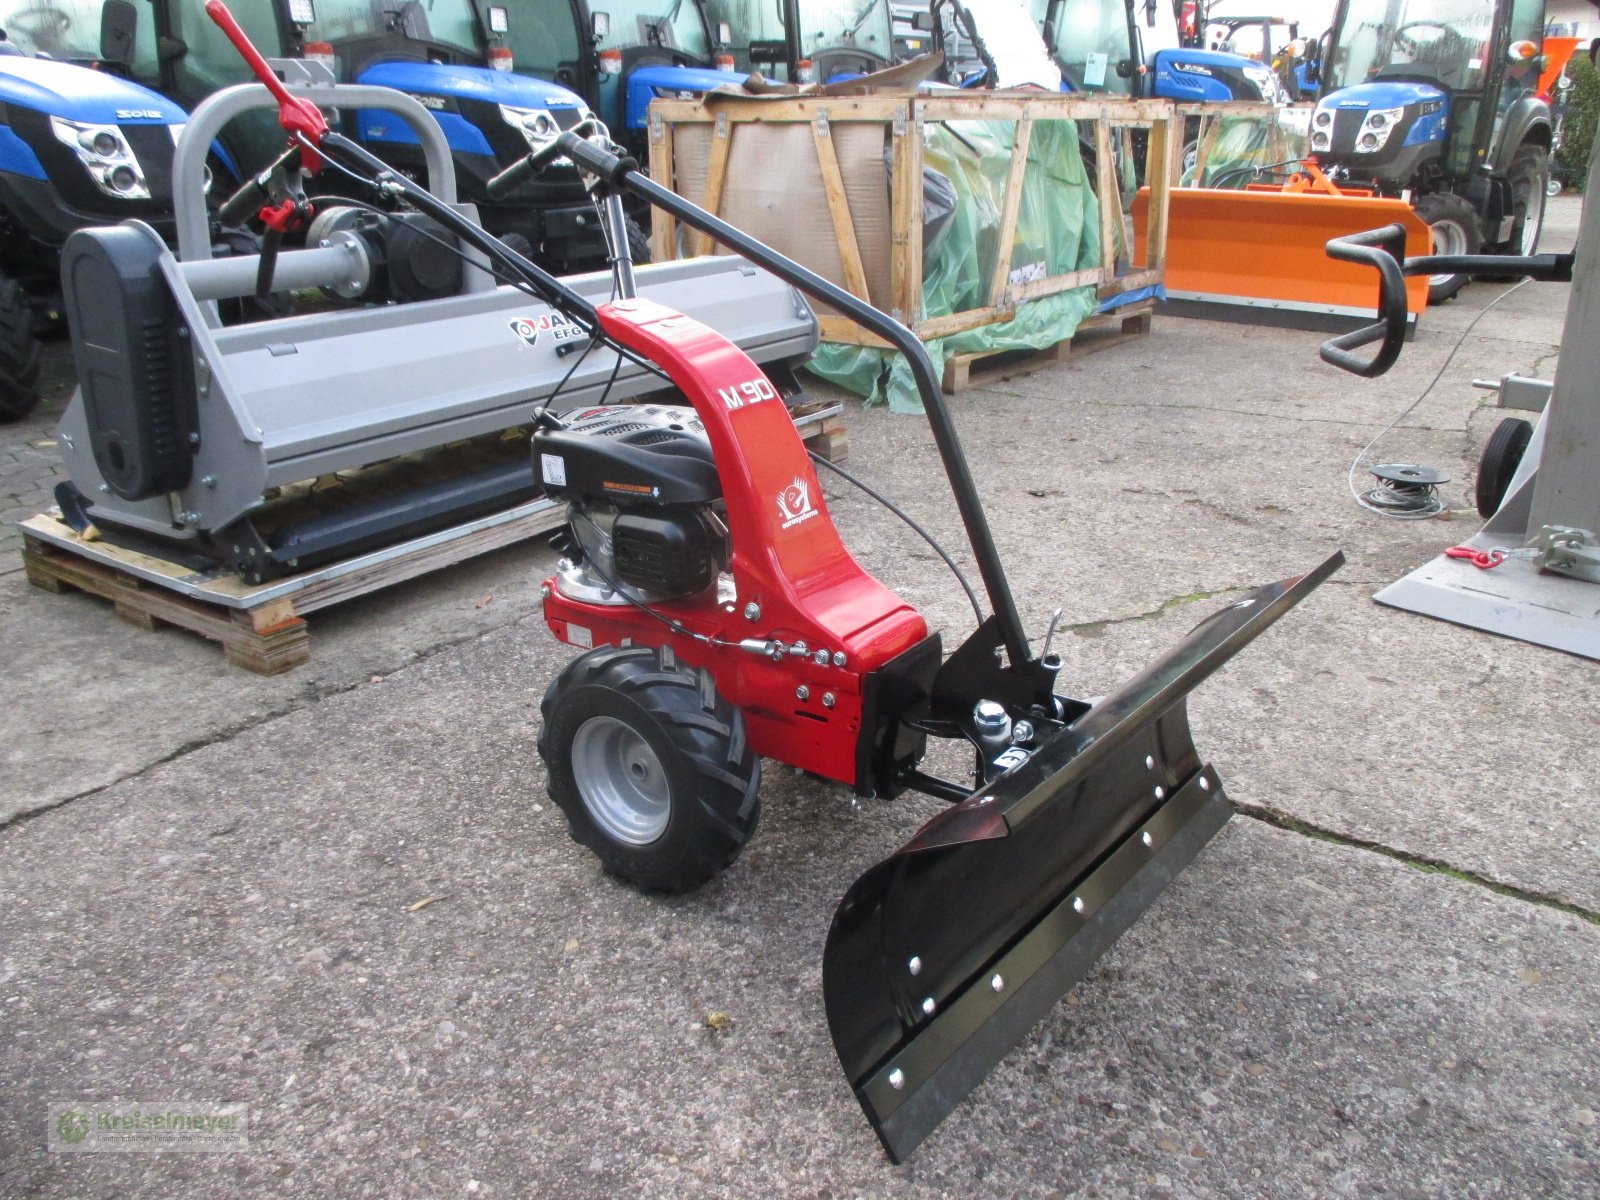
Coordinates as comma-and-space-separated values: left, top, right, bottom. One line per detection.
823, 552, 1344, 1162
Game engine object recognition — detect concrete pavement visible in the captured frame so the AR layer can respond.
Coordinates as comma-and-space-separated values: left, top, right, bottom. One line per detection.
1, 195, 1594, 1197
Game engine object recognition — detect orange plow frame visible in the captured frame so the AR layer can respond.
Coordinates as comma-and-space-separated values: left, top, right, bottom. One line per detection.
1133, 178, 1430, 328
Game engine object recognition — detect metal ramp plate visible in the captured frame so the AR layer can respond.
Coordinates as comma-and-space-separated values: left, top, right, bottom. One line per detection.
1375, 544, 1600, 661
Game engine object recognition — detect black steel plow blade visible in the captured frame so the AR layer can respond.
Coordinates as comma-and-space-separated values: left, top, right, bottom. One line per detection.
823, 552, 1344, 1162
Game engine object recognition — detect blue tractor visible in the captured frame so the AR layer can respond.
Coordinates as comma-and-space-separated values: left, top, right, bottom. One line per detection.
1030, 0, 1291, 105
131, 0, 623, 272
0, 1, 196, 420
1299, 0, 1553, 301
475, 0, 747, 163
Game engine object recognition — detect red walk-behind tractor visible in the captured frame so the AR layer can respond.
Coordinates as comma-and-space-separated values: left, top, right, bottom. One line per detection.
189, 2, 1341, 1161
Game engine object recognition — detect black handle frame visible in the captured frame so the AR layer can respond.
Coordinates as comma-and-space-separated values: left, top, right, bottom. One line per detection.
1320, 224, 1575, 378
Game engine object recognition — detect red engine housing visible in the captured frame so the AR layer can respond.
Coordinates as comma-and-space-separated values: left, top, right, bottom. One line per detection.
540, 297, 928, 786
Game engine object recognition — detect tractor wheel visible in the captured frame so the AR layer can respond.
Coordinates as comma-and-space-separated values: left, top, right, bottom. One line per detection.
625, 215, 652, 265
1474, 416, 1533, 518
538, 644, 760, 893
1505, 143, 1549, 256
0, 273, 42, 424
1414, 192, 1482, 304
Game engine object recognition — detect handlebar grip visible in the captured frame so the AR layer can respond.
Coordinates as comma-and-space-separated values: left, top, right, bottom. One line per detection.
485, 128, 638, 201
485, 151, 542, 202
563, 134, 636, 185
1318, 224, 1410, 378
217, 145, 300, 227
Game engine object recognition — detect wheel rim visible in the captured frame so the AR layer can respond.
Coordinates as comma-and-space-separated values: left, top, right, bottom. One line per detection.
571, 716, 670, 845
1427, 217, 1468, 288
1518, 186, 1546, 256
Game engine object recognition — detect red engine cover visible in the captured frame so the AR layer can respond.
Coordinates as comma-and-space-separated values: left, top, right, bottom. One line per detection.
541, 297, 928, 785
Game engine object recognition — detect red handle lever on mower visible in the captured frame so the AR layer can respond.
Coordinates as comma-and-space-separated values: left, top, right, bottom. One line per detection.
204, 0, 327, 170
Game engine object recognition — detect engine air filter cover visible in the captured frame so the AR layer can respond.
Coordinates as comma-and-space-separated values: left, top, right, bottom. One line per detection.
534, 404, 719, 505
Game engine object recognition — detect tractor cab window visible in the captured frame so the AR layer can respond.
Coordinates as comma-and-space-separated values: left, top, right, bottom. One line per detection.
0, 0, 157, 74
595, 0, 713, 60
164, 0, 285, 91
706, 0, 787, 56
306, 0, 485, 57
1323, 0, 1497, 93
706, 0, 890, 77
481, 0, 583, 81
794, 0, 893, 65
1034, 0, 1139, 94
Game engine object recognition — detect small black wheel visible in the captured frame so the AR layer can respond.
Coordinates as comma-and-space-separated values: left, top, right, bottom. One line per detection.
538, 644, 760, 892
1475, 416, 1532, 518
1414, 192, 1482, 304
0, 272, 42, 423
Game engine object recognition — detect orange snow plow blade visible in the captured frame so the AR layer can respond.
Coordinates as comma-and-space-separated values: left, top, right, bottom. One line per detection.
1133, 184, 1430, 328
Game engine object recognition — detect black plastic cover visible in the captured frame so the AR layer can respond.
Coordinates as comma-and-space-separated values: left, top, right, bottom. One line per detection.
384, 212, 464, 302
614, 510, 721, 596
534, 404, 720, 506
61, 225, 195, 501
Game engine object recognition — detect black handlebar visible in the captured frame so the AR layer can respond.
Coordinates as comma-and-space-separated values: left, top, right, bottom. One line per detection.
1319, 224, 1411, 378
485, 123, 638, 201
218, 143, 302, 227
1320, 225, 1575, 378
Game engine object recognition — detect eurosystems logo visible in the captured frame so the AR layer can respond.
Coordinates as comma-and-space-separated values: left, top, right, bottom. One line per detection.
777, 476, 818, 530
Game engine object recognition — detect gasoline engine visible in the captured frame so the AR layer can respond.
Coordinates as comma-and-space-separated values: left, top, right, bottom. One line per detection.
534, 405, 729, 606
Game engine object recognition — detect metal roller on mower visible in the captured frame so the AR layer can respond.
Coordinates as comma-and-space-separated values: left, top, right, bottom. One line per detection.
177, 2, 1342, 1161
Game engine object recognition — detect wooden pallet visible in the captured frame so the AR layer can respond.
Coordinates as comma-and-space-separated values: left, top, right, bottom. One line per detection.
24, 534, 314, 674
20, 497, 566, 676
791, 397, 850, 462
940, 300, 1156, 395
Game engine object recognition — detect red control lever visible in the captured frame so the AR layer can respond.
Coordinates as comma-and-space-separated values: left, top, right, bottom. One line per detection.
204, 0, 327, 170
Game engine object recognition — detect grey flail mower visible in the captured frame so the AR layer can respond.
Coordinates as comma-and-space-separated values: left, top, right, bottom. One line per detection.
55, 0, 1343, 1161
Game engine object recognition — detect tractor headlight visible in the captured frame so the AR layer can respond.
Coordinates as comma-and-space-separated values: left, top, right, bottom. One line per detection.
1314, 109, 1332, 128
1243, 62, 1287, 104
50, 116, 151, 200
499, 104, 562, 152
1354, 106, 1405, 153
1312, 130, 1331, 151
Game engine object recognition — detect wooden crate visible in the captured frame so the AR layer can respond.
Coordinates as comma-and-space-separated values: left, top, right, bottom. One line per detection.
941, 300, 1156, 394
646, 91, 1178, 345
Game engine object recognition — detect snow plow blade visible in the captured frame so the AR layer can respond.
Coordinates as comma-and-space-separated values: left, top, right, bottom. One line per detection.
823, 551, 1344, 1162
1133, 186, 1429, 328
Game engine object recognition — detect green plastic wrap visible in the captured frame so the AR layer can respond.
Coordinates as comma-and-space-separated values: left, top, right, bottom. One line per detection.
808, 116, 1102, 413
1184, 113, 1309, 189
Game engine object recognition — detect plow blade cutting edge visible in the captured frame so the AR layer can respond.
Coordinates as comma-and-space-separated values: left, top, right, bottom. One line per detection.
1133, 187, 1429, 328
824, 551, 1344, 1161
